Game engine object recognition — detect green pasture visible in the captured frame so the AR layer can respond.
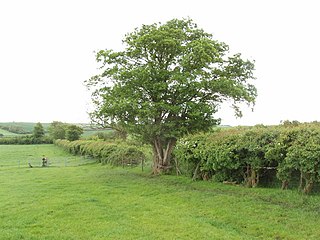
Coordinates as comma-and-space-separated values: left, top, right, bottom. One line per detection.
81, 129, 114, 138
0, 144, 94, 168
0, 122, 50, 132
0, 128, 19, 137
1, 145, 320, 239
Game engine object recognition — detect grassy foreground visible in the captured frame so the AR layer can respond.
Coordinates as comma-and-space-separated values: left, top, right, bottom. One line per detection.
1, 145, 320, 239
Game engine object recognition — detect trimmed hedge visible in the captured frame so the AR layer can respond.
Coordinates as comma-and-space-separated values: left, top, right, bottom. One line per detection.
0, 136, 52, 145
55, 139, 146, 167
174, 122, 320, 194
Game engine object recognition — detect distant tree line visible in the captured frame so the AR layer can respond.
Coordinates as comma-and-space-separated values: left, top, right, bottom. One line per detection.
0, 135, 52, 145
0, 121, 83, 144
48, 121, 83, 141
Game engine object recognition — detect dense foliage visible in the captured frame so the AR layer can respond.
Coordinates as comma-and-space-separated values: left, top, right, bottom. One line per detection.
48, 121, 67, 140
55, 139, 147, 167
33, 122, 45, 139
48, 121, 84, 141
86, 18, 257, 174
65, 125, 83, 141
174, 122, 320, 194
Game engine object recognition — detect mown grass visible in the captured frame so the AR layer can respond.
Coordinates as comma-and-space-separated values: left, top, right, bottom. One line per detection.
1, 145, 320, 239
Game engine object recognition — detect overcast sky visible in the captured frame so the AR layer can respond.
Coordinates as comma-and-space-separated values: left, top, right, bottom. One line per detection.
1, 0, 319, 125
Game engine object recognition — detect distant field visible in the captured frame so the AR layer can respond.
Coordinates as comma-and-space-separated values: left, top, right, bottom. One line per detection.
0, 122, 109, 138
0, 122, 50, 133
81, 128, 114, 138
0, 144, 95, 167
0, 128, 19, 136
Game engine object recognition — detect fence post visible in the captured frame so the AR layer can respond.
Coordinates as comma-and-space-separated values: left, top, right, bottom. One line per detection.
141, 158, 144, 172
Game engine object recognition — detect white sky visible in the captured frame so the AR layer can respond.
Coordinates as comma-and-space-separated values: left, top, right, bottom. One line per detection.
1, 0, 319, 125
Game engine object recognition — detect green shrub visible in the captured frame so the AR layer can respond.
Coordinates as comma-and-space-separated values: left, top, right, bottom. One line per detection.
175, 122, 320, 193
0, 135, 52, 145
55, 139, 146, 167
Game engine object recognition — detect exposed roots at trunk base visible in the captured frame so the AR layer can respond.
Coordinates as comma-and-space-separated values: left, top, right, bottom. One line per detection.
152, 164, 173, 175
151, 138, 177, 175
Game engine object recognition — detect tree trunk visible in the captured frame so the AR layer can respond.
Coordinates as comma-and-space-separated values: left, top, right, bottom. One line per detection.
245, 166, 259, 188
301, 171, 313, 194
281, 180, 289, 190
245, 165, 251, 187
298, 171, 304, 191
253, 171, 259, 188
251, 170, 257, 188
174, 157, 181, 176
151, 137, 176, 174
192, 162, 200, 181
303, 180, 314, 194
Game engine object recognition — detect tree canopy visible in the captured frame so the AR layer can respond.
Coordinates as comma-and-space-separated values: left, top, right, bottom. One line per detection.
86, 18, 257, 173
65, 125, 83, 141
48, 121, 68, 140
33, 122, 45, 139
48, 121, 83, 141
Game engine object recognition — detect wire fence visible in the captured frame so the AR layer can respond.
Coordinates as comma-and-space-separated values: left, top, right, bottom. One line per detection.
0, 156, 97, 168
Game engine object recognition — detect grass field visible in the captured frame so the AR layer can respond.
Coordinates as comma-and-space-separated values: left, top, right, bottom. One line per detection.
0, 128, 19, 137
0, 122, 51, 133
1, 145, 320, 239
0, 144, 94, 167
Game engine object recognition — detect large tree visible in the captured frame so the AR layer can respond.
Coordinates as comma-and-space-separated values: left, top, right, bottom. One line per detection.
33, 122, 45, 139
48, 121, 68, 140
86, 18, 257, 174
65, 125, 84, 141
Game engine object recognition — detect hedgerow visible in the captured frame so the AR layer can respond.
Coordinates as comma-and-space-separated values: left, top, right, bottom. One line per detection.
54, 139, 146, 167
174, 122, 320, 194
0, 135, 52, 145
